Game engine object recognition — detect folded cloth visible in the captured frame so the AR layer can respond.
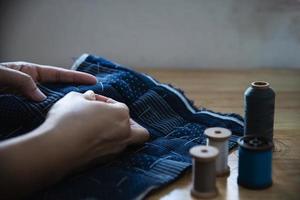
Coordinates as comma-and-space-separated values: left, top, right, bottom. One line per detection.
0, 54, 244, 200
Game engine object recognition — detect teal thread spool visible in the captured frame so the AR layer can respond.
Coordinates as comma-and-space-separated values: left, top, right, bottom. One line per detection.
238, 136, 273, 189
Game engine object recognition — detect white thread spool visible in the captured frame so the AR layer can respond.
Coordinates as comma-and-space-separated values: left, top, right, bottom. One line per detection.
190, 145, 219, 199
204, 127, 231, 177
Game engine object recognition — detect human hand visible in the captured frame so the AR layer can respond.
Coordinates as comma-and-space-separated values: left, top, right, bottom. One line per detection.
0, 62, 97, 101
43, 90, 149, 170
0, 90, 149, 198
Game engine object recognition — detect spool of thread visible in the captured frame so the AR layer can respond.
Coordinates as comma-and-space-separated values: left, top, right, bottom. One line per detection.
205, 127, 231, 177
244, 81, 275, 141
190, 145, 219, 198
237, 136, 273, 189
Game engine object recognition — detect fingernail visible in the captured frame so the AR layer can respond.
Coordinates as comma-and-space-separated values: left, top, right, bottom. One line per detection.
83, 90, 96, 100
32, 89, 47, 101
106, 98, 117, 103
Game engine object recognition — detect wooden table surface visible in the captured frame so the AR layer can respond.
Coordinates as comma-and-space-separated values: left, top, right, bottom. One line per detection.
137, 69, 300, 200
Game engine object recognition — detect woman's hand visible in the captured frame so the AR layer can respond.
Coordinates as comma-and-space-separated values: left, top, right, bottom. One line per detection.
0, 61, 97, 101
45, 90, 149, 166
0, 90, 149, 198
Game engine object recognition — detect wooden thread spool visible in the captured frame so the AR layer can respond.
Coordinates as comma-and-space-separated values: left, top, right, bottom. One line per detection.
190, 145, 219, 198
205, 127, 231, 177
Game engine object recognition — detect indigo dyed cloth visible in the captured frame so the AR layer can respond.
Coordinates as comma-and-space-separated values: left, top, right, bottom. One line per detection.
0, 54, 244, 200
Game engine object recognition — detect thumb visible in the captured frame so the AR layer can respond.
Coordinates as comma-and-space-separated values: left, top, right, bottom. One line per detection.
127, 119, 150, 145
83, 90, 96, 100
0, 66, 46, 101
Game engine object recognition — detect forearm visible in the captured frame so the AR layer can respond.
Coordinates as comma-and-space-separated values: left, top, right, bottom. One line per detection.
0, 123, 80, 199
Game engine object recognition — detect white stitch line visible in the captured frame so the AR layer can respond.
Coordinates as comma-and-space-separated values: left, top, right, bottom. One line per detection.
74, 56, 244, 126
178, 135, 190, 139
147, 93, 174, 129
117, 176, 128, 187
184, 137, 200, 146
154, 98, 186, 130
150, 156, 173, 169
171, 151, 184, 157
146, 92, 180, 132
133, 146, 147, 154
164, 129, 177, 138
144, 74, 244, 126
199, 111, 244, 126
138, 107, 151, 118
98, 81, 104, 91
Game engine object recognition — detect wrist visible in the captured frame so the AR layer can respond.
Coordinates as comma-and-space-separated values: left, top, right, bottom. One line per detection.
33, 121, 85, 173
37, 118, 93, 172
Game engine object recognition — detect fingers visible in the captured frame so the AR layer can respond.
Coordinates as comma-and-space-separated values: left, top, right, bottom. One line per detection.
0, 62, 97, 101
36, 65, 97, 85
83, 91, 113, 103
83, 90, 96, 100
0, 66, 46, 101
82, 91, 149, 145
74, 91, 149, 145
95, 94, 119, 104
95, 94, 109, 102
127, 119, 149, 145
69, 91, 149, 147
75, 90, 119, 104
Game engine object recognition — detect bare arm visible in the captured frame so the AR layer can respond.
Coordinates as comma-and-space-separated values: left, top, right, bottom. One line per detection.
0, 122, 75, 198
0, 91, 149, 199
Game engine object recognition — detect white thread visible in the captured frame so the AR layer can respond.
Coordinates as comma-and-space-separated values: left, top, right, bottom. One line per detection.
184, 137, 200, 146
144, 74, 244, 126
116, 176, 128, 187
138, 106, 151, 118
149, 156, 172, 168
98, 81, 104, 91
208, 139, 229, 175
205, 127, 231, 176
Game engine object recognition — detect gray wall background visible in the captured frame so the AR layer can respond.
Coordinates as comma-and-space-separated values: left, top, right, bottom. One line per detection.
1, 0, 300, 68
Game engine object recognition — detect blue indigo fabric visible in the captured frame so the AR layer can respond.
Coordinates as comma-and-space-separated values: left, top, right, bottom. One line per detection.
0, 54, 244, 200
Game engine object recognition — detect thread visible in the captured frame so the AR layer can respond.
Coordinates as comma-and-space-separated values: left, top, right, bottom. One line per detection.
237, 136, 273, 189
244, 81, 275, 141
190, 145, 219, 198
205, 127, 231, 177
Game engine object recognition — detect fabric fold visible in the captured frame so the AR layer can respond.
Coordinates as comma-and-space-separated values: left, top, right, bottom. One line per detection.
0, 54, 244, 200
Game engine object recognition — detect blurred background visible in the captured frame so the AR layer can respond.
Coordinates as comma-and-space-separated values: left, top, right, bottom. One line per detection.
0, 0, 299, 68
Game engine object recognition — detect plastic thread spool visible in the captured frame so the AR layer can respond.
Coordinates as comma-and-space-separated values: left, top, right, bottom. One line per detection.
205, 127, 231, 177
244, 81, 275, 142
238, 136, 273, 189
190, 145, 219, 198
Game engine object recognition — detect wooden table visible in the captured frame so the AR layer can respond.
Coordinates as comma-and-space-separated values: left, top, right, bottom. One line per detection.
137, 69, 300, 200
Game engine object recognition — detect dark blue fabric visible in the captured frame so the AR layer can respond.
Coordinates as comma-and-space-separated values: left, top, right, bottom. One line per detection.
0, 54, 244, 200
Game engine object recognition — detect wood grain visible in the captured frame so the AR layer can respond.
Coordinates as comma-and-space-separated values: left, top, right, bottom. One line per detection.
135, 69, 300, 200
